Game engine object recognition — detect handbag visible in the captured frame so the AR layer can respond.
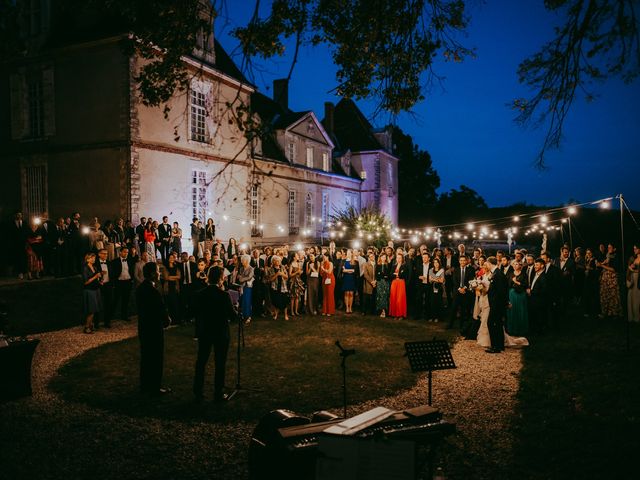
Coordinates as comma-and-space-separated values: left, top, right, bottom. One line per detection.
324, 277, 332, 285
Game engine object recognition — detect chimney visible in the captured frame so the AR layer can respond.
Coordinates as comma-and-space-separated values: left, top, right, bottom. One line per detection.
273, 78, 289, 111
324, 102, 334, 135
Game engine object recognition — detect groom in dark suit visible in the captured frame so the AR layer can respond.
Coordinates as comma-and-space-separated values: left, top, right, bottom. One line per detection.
486, 256, 508, 353
448, 255, 476, 335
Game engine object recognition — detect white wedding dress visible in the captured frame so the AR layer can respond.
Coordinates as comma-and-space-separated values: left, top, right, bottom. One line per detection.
475, 273, 529, 348
473, 275, 491, 348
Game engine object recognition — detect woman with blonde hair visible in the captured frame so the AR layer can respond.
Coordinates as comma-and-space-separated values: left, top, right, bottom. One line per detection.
82, 252, 103, 333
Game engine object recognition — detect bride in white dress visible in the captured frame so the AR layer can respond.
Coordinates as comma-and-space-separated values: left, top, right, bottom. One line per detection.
472, 270, 529, 348
472, 272, 491, 348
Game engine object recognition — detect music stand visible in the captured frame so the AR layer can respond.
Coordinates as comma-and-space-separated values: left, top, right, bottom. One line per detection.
405, 340, 456, 406
227, 288, 252, 401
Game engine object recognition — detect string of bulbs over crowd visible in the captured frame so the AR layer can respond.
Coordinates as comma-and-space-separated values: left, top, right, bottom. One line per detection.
205, 194, 622, 248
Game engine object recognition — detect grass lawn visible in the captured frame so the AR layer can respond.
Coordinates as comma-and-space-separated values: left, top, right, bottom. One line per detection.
51, 315, 454, 423
513, 315, 640, 478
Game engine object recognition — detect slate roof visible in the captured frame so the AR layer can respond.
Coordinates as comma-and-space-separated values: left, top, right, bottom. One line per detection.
322, 98, 384, 153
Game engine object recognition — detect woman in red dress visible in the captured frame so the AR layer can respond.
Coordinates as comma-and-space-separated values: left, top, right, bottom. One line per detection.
320, 254, 335, 316
389, 252, 409, 319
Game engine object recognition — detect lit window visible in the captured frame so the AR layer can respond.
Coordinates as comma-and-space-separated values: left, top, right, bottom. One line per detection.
190, 90, 207, 142
288, 190, 297, 228
305, 192, 313, 226
322, 152, 330, 172
306, 147, 313, 168
191, 170, 208, 221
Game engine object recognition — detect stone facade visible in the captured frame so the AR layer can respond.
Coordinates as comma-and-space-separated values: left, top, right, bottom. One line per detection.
1, 6, 398, 245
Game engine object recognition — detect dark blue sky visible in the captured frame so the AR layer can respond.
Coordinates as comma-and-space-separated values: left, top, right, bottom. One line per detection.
218, 1, 640, 208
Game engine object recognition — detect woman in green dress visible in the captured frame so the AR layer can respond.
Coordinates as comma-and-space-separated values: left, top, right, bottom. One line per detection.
506, 261, 529, 336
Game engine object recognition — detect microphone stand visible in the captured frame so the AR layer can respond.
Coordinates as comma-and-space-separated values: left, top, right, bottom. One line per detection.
335, 340, 356, 418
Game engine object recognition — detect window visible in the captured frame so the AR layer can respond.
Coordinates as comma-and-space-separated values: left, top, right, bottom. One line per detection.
345, 191, 359, 210
288, 190, 298, 230
322, 152, 330, 172
27, 76, 44, 138
321, 192, 329, 227
191, 170, 208, 221
287, 142, 295, 162
250, 184, 261, 236
306, 147, 313, 168
387, 160, 394, 195
190, 90, 207, 142
305, 192, 313, 226
22, 164, 47, 217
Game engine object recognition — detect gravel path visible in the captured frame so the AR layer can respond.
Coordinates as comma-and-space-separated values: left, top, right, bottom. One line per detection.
3, 323, 523, 479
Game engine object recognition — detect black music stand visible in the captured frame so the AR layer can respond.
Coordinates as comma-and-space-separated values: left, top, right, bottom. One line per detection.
227, 288, 257, 401
405, 340, 456, 406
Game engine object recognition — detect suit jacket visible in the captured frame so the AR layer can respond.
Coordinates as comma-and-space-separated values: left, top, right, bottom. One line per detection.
452, 265, 476, 294
110, 256, 136, 282
179, 260, 197, 286
544, 263, 561, 299
528, 272, 549, 309
195, 285, 235, 341
555, 257, 575, 280
525, 264, 536, 287
136, 280, 169, 341
488, 268, 509, 313
158, 222, 172, 241
135, 224, 146, 244
363, 262, 376, 295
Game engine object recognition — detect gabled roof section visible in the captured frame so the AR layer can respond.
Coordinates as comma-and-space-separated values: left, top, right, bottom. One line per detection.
323, 98, 384, 152
211, 39, 253, 87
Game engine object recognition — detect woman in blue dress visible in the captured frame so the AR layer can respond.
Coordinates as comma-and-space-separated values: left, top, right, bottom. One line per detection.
342, 249, 357, 314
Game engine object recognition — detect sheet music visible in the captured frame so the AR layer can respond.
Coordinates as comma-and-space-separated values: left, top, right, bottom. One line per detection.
323, 407, 395, 435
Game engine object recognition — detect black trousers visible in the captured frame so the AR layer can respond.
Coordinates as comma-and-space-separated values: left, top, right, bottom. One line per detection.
415, 283, 432, 320
140, 334, 164, 393
113, 280, 132, 320
488, 308, 505, 350
98, 283, 114, 327
193, 334, 230, 400
449, 291, 472, 330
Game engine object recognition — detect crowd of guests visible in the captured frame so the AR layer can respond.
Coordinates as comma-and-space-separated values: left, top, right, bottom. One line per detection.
6, 210, 640, 396
5, 211, 640, 336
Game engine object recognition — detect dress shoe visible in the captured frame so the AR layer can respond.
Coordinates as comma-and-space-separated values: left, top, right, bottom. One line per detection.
485, 348, 500, 354
157, 387, 172, 395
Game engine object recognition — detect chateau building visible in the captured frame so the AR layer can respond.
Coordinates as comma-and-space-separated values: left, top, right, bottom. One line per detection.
0, 1, 398, 245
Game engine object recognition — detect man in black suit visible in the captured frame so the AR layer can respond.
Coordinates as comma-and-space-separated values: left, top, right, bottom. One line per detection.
50, 217, 67, 277
8, 212, 28, 279
136, 262, 171, 395
555, 246, 575, 314
193, 266, 235, 402
157, 216, 172, 262
527, 258, 549, 335
110, 246, 136, 321
414, 252, 432, 320
541, 251, 561, 324
486, 256, 508, 353
135, 217, 146, 252
179, 251, 197, 322
524, 254, 536, 287
96, 249, 113, 329
449, 255, 476, 335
